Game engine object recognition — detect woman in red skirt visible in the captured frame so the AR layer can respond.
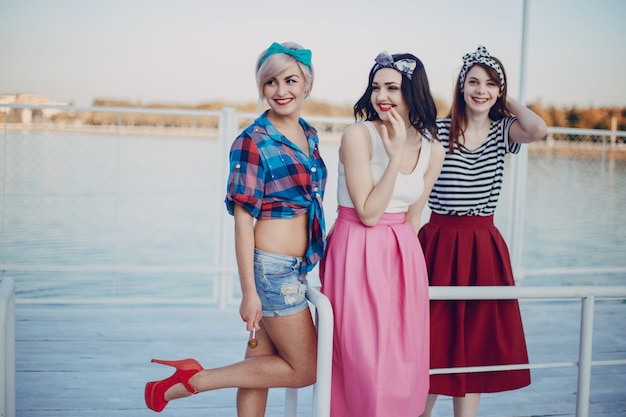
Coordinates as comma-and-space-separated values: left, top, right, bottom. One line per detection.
418, 45, 547, 417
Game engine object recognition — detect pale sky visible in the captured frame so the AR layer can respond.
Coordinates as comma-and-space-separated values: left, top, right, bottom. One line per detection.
1, 0, 624, 108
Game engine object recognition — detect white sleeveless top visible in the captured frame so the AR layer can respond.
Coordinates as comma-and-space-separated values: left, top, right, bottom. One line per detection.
337, 121, 432, 213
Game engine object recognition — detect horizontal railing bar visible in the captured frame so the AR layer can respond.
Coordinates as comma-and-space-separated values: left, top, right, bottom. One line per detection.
9, 104, 625, 139
1, 103, 222, 117
6, 282, 626, 303
12, 286, 626, 305
430, 362, 574, 374
234, 111, 355, 126
15, 297, 229, 305
4, 104, 626, 137
547, 126, 626, 138
430, 359, 626, 375
428, 285, 626, 300
523, 266, 626, 276
1, 104, 355, 127
0, 264, 228, 273
8, 264, 625, 277
590, 359, 626, 367
301, 115, 355, 125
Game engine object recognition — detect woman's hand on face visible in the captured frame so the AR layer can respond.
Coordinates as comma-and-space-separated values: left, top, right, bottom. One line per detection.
240, 293, 262, 332
379, 107, 407, 161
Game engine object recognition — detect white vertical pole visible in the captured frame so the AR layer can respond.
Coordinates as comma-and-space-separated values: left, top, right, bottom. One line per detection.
284, 389, 298, 417
217, 108, 238, 310
286, 285, 335, 417
307, 285, 334, 417
0, 277, 16, 417
507, 0, 530, 280
576, 296, 594, 417
1, 112, 6, 264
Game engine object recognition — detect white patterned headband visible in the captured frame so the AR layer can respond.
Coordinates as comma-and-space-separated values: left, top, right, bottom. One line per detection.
458, 45, 505, 92
373, 51, 416, 80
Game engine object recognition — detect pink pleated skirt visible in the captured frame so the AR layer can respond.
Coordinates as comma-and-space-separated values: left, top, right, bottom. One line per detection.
418, 212, 530, 396
320, 206, 430, 417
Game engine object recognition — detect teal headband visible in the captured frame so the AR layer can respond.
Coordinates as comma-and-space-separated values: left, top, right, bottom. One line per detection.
259, 42, 312, 69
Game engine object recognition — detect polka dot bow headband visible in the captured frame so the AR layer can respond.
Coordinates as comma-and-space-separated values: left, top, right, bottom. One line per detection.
459, 45, 504, 92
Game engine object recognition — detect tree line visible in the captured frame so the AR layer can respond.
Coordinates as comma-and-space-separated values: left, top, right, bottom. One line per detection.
220, 99, 626, 131
527, 103, 625, 131
89, 98, 626, 130
3, 97, 623, 131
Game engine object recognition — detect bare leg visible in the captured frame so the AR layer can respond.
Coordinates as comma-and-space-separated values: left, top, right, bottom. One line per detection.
236, 387, 268, 417
420, 394, 438, 417
453, 394, 480, 417
162, 308, 317, 410
236, 320, 277, 417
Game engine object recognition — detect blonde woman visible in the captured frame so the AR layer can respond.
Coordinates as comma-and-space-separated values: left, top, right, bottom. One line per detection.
144, 42, 327, 417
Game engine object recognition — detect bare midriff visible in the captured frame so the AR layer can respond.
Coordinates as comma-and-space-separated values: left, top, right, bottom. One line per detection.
254, 214, 308, 258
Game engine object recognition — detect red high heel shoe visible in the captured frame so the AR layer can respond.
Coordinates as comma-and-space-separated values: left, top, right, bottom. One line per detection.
145, 358, 203, 412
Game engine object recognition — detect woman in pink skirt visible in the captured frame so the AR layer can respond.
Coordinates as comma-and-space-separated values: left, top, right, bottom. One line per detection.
418, 45, 548, 417
320, 51, 444, 417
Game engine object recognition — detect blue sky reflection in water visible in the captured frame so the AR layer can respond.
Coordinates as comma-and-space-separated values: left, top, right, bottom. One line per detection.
1, 0, 625, 108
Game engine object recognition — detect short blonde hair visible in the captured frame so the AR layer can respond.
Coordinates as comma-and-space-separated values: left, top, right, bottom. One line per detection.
255, 42, 314, 102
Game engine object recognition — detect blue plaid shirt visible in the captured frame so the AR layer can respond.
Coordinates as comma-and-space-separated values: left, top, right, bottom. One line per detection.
225, 111, 327, 273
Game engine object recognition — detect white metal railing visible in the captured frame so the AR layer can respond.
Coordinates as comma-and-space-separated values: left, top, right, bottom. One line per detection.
284, 285, 626, 417
0, 277, 16, 417
429, 285, 626, 417
0, 292, 616, 410
3, 280, 625, 417
285, 285, 333, 417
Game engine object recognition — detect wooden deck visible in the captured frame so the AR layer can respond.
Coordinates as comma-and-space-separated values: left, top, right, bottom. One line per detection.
15, 300, 626, 417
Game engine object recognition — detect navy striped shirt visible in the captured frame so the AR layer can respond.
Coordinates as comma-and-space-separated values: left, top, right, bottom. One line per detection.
428, 117, 520, 216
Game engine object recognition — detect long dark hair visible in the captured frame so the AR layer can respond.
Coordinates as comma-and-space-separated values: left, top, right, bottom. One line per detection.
354, 53, 438, 140
447, 57, 511, 153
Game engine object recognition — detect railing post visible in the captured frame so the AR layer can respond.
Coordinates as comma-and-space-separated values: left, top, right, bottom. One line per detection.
508, 0, 530, 279
576, 295, 595, 417
284, 388, 298, 417
217, 108, 238, 310
308, 286, 334, 417
285, 286, 333, 417
1, 113, 6, 256
0, 277, 16, 417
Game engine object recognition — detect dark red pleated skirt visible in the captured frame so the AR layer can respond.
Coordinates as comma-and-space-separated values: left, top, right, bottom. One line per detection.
418, 212, 530, 396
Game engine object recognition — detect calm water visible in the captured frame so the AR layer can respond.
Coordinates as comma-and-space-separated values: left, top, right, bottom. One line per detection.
1, 130, 625, 301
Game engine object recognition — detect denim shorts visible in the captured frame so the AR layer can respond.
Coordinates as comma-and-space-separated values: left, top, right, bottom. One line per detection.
254, 249, 309, 317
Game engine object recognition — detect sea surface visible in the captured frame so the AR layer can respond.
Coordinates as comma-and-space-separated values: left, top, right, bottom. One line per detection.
1, 130, 625, 301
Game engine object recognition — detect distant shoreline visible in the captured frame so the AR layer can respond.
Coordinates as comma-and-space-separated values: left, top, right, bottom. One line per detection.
3, 122, 626, 158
